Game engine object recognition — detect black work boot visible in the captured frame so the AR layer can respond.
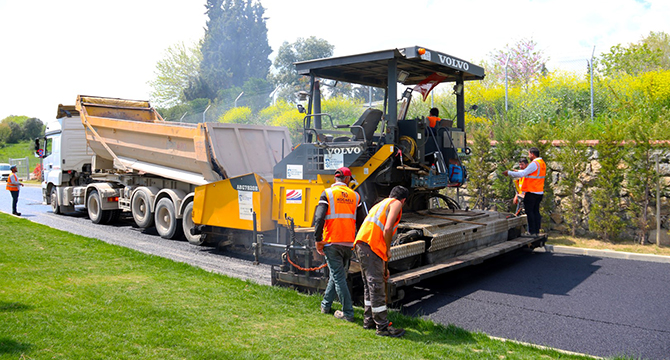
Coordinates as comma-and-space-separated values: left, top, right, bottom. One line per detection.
376, 325, 405, 337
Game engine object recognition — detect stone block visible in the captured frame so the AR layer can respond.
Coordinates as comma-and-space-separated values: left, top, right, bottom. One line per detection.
648, 229, 670, 246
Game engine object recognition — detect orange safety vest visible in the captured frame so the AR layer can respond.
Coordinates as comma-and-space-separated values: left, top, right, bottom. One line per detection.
322, 184, 359, 244
6, 173, 19, 191
521, 158, 546, 193
354, 198, 402, 261
427, 116, 441, 128
514, 177, 525, 195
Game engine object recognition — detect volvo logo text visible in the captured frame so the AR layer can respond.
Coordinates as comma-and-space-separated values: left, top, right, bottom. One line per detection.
438, 54, 470, 71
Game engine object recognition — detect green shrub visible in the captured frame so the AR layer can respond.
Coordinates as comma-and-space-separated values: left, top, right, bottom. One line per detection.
588, 120, 626, 240
553, 121, 590, 236
219, 107, 252, 124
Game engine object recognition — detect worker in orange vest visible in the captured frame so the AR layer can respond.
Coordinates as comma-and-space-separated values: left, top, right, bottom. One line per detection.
504, 147, 546, 235
6, 165, 24, 216
513, 158, 529, 216
426, 107, 441, 128
354, 185, 408, 337
313, 167, 363, 322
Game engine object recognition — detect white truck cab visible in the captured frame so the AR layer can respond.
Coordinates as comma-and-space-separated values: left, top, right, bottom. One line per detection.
40, 105, 91, 213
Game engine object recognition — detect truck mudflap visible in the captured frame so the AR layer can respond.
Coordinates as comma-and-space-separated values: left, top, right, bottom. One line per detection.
387, 234, 547, 301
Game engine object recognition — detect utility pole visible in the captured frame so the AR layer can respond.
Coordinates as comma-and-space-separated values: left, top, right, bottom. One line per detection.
590, 45, 596, 121
505, 53, 510, 112
203, 105, 211, 123
234, 92, 244, 108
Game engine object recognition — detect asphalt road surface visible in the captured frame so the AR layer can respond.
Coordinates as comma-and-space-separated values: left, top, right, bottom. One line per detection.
400, 248, 670, 359
3, 186, 670, 359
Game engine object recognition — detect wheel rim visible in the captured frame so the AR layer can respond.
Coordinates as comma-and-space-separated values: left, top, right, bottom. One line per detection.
136, 197, 148, 220
157, 206, 171, 233
88, 194, 100, 219
51, 191, 58, 211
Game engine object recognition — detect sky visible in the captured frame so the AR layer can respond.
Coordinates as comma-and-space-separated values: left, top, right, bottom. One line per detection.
0, 0, 668, 123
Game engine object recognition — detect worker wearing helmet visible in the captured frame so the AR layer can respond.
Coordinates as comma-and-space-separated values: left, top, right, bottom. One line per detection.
313, 167, 363, 322
504, 147, 546, 235
6, 165, 24, 216
354, 185, 408, 337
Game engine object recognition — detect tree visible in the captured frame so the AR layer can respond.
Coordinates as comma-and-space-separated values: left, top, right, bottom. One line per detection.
6, 121, 22, 143
598, 31, 670, 77
200, 0, 272, 95
490, 38, 549, 88
599, 43, 662, 77
554, 122, 589, 236
270, 37, 334, 101
0, 123, 10, 145
588, 121, 626, 241
270, 37, 334, 86
643, 31, 670, 69
149, 42, 203, 107
22, 118, 44, 140
466, 125, 495, 210
624, 119, 659, 244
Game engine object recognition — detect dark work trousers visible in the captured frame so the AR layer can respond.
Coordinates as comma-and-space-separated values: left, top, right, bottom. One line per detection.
524, 192, 543, 234
355, 242, 389, 331
10, 190, 19, 214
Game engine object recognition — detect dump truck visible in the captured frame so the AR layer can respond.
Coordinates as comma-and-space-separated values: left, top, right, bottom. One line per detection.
38, 46, 546, 302
39, 97, 292, 244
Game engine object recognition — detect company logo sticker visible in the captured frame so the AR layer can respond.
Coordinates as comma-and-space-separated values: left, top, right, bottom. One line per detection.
286, 189, 303, 204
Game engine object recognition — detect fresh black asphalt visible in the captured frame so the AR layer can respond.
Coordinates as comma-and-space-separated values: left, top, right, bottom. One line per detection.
4, 186, 670, 359
399, 248, 670, 359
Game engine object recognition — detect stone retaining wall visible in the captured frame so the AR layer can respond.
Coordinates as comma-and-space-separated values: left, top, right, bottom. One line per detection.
449, 147, 670, 243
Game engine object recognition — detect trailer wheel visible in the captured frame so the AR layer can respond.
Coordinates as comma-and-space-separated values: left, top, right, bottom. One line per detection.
50, 187, 61, 215
154, 198, 183, 240
132, 190, 154, 228
182, 202, 204, 245
87, 190, 107, 224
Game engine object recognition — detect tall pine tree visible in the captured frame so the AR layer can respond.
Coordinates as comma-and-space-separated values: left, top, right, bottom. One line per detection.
200, 0, 272, 96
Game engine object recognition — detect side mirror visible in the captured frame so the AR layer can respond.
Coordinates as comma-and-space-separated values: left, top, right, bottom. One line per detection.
34, 138, 44, 158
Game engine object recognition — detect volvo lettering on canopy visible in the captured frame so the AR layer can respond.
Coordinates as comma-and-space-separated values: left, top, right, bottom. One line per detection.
326, 147, 362, 155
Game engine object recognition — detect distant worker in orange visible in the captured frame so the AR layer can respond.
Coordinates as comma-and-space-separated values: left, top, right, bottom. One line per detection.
6, 165, 24, 216
313, 167, 363, 322
513, 158, 529, 206
427, 107, 441, 128
504, 148, 546, 235
354, 185, 408, 337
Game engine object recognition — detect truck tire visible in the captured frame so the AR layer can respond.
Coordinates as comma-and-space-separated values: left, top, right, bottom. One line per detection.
87, 190, 107, 224
107, 209, 121, 224
132, 190, 154, 228
154, 198, 183, 240
50, 187, 61, 215
182, 202, 204, 245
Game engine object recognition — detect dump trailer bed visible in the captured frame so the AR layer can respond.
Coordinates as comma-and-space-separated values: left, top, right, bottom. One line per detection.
76, 95, 292, 185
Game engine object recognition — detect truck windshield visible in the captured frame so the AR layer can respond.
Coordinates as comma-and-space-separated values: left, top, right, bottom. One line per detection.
0, 165, 11, 170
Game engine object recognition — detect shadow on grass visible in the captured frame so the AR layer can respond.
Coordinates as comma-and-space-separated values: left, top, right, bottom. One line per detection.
0, 301, 32, 312
383, 312, 477, 345
0, 337, 32, 355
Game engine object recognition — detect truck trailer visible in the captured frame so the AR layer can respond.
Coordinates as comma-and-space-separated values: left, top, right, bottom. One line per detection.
39, 46, 546, 302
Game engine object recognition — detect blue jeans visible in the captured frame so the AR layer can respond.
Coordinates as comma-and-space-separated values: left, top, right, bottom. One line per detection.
321, 244, 354, 318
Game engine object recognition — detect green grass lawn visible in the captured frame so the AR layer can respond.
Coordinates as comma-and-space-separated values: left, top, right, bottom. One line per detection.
0, 213, 599, 360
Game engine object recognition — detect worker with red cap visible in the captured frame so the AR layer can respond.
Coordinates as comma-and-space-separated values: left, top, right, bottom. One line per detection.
313, 167, 364, 322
